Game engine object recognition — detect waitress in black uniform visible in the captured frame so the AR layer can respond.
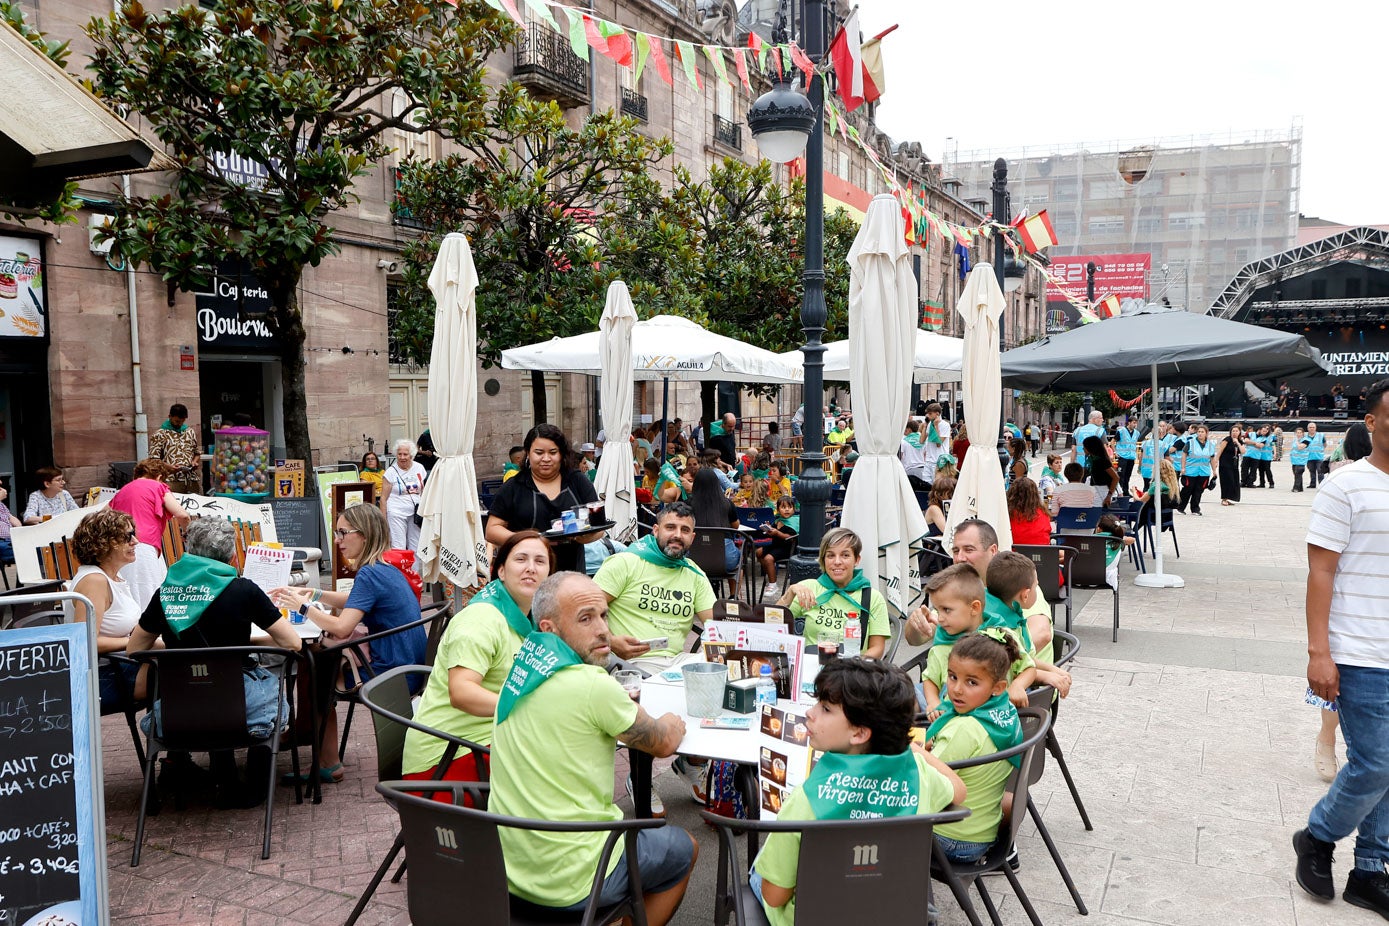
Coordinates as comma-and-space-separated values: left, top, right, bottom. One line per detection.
484, 423, 603, 573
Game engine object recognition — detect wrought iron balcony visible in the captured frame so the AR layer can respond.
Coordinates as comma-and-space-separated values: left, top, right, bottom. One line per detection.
513, 23, 591, 108
391, 167, 425, 230
620, 86, 649, 123
713, 114, 742, 151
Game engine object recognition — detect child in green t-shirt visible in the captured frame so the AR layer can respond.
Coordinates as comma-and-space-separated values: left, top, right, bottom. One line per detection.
925, 631, 1027, 864
751, 659, 965, 926
1095, 513, 1136, 590
758, 497, 800, 591
985, 551, 1071, 700
918, 563, 990, 718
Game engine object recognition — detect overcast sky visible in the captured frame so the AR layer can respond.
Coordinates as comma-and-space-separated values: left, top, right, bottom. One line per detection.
860, 0, 1383, 225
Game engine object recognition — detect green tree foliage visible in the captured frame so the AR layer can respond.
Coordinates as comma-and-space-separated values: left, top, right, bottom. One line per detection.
84, 0, 511, 461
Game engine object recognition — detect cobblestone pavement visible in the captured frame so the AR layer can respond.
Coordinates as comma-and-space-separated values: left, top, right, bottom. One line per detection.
100, 456, 1376, 925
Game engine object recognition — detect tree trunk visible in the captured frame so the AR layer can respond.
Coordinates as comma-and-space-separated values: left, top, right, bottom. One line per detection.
531, 369, 548, 424
272, 276, 313, 464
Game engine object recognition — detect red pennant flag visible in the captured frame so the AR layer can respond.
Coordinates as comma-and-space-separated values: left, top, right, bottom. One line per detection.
733, 48, 751, 90
789, 43, 815, 85
646, 35, 673, 86
1013, 209, 1059, 252
582, 14, 605, 50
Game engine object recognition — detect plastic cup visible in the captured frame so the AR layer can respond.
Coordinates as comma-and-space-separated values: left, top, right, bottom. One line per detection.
614, 669, 643, 702
817, 626, 844, 665
681, 662, 728, 719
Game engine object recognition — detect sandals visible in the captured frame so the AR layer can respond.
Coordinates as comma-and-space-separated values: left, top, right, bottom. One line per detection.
280, 762, 344, 786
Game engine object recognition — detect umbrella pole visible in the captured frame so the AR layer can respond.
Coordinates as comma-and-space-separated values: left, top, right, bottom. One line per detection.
1135, 362, 1184, 588
661, 376, 670, 455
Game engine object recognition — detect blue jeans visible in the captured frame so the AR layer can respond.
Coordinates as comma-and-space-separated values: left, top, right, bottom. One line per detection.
1308, 663, 1389, 872
935, 834, 991, 865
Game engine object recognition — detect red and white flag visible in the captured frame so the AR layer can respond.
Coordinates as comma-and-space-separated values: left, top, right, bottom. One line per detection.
1013, 209, 1059, 253
829, 16, 891, 111
1096, 294, 1122, 319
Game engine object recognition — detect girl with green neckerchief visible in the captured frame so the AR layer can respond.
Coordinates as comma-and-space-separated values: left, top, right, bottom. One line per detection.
925, 630, 1026, 865
399, 531, 555, 791
778, 527, 890, 658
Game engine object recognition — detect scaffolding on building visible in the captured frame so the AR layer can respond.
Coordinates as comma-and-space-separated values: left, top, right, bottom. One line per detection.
950, 125, 1303, 314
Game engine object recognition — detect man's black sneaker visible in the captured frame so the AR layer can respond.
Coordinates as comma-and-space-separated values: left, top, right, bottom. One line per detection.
1293, 828, 1336, 900
1346, 870, 1389, 920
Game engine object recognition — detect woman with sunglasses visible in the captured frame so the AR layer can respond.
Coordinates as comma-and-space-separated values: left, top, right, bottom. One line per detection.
66, 508, 149, 708
273, 502, 426, 783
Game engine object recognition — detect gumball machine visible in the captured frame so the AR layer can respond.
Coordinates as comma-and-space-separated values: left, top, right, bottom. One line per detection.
211, 426, 272, 500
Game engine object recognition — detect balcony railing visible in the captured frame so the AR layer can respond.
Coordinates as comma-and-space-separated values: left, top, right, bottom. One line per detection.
513, 23, 590, 107
620, 86, 649, 123
392, 167, 425, 230
713, 114, 742, 151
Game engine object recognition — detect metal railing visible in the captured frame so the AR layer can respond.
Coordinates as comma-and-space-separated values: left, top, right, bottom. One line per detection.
513, 23, 590, 104
620, 86, 649, 122
713, 114, 742, 151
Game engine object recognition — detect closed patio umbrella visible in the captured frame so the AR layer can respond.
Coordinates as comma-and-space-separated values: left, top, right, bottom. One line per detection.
944, 265, 1012, 551
592, 282, 639, 543
839, 195, 929, 615
1001, 302, 1330, 587
416, 233, 487, 589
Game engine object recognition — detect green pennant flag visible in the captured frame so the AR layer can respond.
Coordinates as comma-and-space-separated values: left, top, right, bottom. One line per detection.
676, 40, 702, 89
521, 0, 557, 29
634, 31, 651, 84
702, 44, 731, 85
825, 101, 838, 138
561, 7, 590, 60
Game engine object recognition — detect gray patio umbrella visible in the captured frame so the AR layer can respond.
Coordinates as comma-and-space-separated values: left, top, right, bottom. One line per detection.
1001, 303, 1329, 589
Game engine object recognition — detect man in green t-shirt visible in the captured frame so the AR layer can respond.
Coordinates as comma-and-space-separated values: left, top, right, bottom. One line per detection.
489, 572, 696, 923
595, 501, 716, 666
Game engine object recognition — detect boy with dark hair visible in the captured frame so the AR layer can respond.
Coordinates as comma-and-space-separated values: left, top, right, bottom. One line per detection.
986, 552, 1072, 700
1053, 462, 1097, 515
751, 659, 965, 926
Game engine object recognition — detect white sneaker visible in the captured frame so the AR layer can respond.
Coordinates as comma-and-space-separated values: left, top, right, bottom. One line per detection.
671, 756, 708, 805
626, 774, 665, 816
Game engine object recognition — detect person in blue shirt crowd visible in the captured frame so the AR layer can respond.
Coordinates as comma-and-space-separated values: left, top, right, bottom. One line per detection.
1288, 428, 1311, 492
1167, 421, 1190, 477
1176, 424, 1218, 515
1115, 417, 1141, 496
1304, 421, 1326, 487
1070, 410, 1107, 469
1242, 424, 1275, 489
1135, 420, 1173, 493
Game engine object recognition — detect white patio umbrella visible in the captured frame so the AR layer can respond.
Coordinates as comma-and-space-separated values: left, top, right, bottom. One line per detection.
840, 195, 930, 615
944, 264, 1013, 551
501, 314, 801, 433
778, 329, 964, 384
416, 233, 488, 588
592, 282, 639, 543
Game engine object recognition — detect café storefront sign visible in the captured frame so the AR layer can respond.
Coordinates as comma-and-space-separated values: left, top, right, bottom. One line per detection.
0, 234, 47, 339
195, 261, 276, 351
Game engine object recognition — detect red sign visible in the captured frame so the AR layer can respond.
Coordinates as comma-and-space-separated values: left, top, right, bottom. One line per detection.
1046, 253, 1151, 302
179, 345, 195, 371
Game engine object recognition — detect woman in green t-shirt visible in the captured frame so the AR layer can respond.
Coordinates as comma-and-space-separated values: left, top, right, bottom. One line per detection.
402, 530, 555, 792
777, 527, 890, 658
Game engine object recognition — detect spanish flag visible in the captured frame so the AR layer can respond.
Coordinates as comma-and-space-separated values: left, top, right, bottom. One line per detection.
1013, 209, 1059, 253
1096, 294, 1122, 319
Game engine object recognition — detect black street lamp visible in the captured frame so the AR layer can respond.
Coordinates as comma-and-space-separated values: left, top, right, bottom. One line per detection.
1082, 261, 1098, 420
747, 0, 830, 584
991, 160, 1026, 468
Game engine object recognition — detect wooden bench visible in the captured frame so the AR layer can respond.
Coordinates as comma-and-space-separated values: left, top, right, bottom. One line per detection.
39, 517, 267, 583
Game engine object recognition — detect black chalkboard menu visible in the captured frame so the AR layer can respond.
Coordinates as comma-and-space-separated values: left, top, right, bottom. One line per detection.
270, 495, 322, 551
0, 623, 103, 926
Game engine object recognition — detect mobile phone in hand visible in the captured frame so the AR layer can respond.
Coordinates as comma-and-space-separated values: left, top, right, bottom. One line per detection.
640, 637, 669, 650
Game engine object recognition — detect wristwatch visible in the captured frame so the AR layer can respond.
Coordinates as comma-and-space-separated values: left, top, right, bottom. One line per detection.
298, 602, 311, 618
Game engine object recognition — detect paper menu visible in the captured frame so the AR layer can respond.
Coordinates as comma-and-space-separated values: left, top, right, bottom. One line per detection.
242, 543, 294, 595
757, 703, 821, 820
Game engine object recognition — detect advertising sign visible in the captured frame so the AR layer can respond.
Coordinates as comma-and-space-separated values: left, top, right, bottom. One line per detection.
194, 260, 276, 350
0, 234, 47, 339
1045, 253, 1151, 332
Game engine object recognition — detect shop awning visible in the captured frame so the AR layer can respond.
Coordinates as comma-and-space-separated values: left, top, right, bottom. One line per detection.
0, 22, 173, 203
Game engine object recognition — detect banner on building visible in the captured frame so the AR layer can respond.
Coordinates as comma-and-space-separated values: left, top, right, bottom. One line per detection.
1044, 253, 1150, 332
0, 234, 47, 339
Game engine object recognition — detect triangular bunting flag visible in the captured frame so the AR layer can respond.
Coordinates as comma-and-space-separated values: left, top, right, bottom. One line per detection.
598, 20, 634, 68
733, 48, 751, 90
789, 43, 815, 85
561, 8, 590, 60
647, 34, 673, 86
824, 102, 838, 138
497, 0, 526, 26
951, 224, 974, 248
634, 32, 651, 85
675, 40, 702, 89
1096, 294, 1122, 319
702, 44, 730, 85
520, 0, 556, 29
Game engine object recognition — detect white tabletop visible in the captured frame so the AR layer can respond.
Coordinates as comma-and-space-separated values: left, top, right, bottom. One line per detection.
250, 617, 323, 645
640, 676, 812, 766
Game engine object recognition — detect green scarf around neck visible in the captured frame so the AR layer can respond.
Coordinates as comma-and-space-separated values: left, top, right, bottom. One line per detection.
659, 461, 685, 498
982, 592, 1032, 653
803, 750, 923, 819
709, 420, 727, 437
932, 621, 970, 648
925, 690, 1024, 768
628, 534, 704, 575
470, 579, 534, 641
494, 631, 585, 724
158, 554, 238, 636
161, 419, 189, 432
815, 569, 872, 608
1041, 467, 1060, 482
904, 432, 923, 449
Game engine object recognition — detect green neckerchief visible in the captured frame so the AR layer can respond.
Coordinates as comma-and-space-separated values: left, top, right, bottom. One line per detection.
932, 622, 969, 648
803, 750, 923, 819
658, 460, 685, 498
158, 554, 238, 636
627, 534, 705, 575
927, 419, 942, 444
709, 420, 727, 437
777, 515, 800, 533
160, 419, 188, 432
495, 631, 584, 725
815, 569, 873, 609
904, 432, 924, 449
752, 468, 769, 480
982, 591, 1033, 653
925, 690, 1024, 769
1041, 467, 1060, 482
502, 461, 519, 474
470, 579, 534, 641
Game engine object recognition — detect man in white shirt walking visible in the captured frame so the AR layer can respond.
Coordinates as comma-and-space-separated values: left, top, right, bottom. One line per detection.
1295, 378, 1389, 917
920, 403, 951, 485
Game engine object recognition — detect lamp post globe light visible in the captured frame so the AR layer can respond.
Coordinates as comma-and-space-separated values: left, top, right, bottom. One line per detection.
747, 0, 830, 585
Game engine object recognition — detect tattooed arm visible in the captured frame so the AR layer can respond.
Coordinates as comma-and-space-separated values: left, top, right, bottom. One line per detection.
620, 708, 686, 758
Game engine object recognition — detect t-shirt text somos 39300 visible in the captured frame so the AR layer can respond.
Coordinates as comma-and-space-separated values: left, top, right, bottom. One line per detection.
1305, 459, 1389, 670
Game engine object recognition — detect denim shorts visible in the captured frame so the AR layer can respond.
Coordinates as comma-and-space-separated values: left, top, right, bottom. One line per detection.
936, 834, 991, 864
791, 421, 803, 437
559, 826, 694, 910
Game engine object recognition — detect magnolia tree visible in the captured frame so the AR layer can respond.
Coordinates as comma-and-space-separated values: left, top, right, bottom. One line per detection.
86, 0, 511, 460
